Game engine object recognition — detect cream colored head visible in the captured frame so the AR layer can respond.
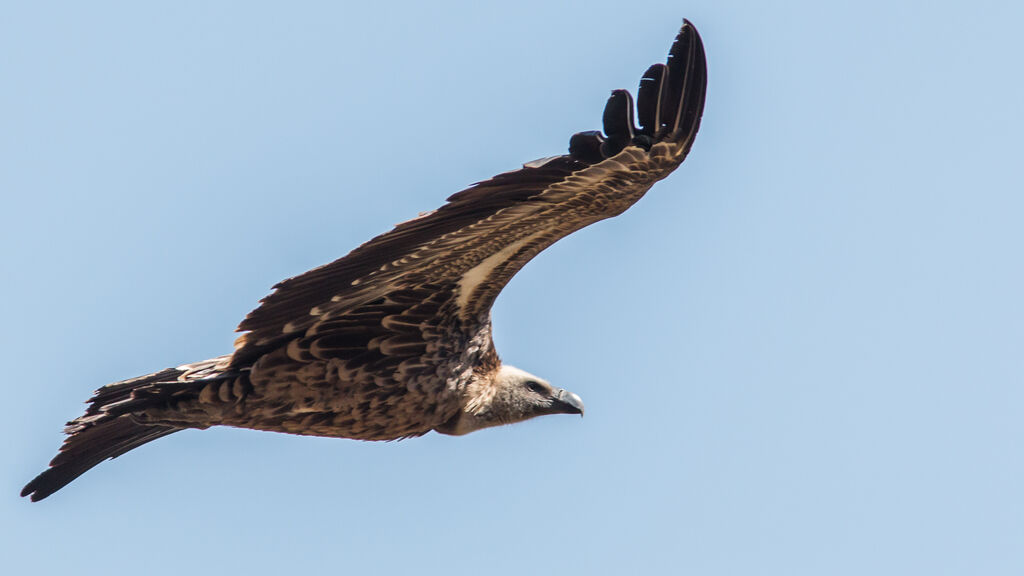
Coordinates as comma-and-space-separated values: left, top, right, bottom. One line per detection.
434, 365, 584, 436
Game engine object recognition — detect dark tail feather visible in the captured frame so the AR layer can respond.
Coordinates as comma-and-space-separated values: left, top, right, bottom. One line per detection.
22, 367, 191, 502
21, 418, 179, 501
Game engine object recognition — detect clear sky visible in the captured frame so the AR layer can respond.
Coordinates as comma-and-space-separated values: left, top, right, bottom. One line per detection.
3, 1, 1022, 574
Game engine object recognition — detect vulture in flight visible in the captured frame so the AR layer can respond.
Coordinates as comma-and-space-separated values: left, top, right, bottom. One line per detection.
23, 21, 707, 501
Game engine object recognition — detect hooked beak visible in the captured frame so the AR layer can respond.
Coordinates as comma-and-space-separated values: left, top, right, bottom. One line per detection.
552, 388, 585, 416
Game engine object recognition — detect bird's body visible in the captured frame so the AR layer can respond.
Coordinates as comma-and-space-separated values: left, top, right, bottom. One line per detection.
23, 21, 707, 501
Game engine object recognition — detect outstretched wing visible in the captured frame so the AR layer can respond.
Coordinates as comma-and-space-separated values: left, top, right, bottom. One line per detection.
230, 21, 707, 365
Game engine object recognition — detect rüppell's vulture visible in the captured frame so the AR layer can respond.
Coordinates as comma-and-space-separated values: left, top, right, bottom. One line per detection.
23, 21, 707, 501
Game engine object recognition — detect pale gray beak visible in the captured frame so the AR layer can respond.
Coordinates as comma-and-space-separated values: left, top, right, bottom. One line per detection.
552, 388, 585, 416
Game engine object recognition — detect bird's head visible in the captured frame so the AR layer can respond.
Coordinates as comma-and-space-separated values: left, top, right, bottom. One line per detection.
435, 365, 584, 436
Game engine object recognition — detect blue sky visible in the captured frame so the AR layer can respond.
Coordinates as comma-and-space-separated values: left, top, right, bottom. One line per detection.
3, 1, 1023, 574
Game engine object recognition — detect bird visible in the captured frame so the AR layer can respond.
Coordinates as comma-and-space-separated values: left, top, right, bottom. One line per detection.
22, 20, 707, 501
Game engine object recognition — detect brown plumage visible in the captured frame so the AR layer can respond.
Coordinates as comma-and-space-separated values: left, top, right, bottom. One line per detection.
22, 21, 708, 501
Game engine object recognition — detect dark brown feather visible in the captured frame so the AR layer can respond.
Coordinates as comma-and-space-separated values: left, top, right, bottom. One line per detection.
229, 21, 706, 367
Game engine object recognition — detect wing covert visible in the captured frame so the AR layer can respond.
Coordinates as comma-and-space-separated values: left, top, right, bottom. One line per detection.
230, 21, 706, 366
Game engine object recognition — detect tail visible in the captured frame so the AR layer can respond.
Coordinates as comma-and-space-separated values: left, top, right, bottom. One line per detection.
22, 367, 197, 502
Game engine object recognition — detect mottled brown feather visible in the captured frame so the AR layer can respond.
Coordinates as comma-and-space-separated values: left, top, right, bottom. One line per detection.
23, 22, 707, 501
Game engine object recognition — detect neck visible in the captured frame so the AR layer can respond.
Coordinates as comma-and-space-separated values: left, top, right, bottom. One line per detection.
435, 369, 501, 436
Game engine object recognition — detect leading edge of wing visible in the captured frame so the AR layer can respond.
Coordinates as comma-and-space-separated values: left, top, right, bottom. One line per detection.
233, 155, 591, 352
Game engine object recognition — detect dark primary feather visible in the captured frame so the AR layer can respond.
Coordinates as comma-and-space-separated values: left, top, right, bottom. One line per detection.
601, 90, 636, 157
664, 20, 707, 137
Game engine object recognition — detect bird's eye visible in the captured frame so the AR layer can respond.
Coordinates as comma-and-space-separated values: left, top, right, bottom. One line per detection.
526, 381, 545, 394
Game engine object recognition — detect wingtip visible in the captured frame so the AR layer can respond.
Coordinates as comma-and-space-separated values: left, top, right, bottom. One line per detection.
680, 18, 702, 38
569, 18, 707, 162
683, 19, 705, 57
670, 19, 704, 64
